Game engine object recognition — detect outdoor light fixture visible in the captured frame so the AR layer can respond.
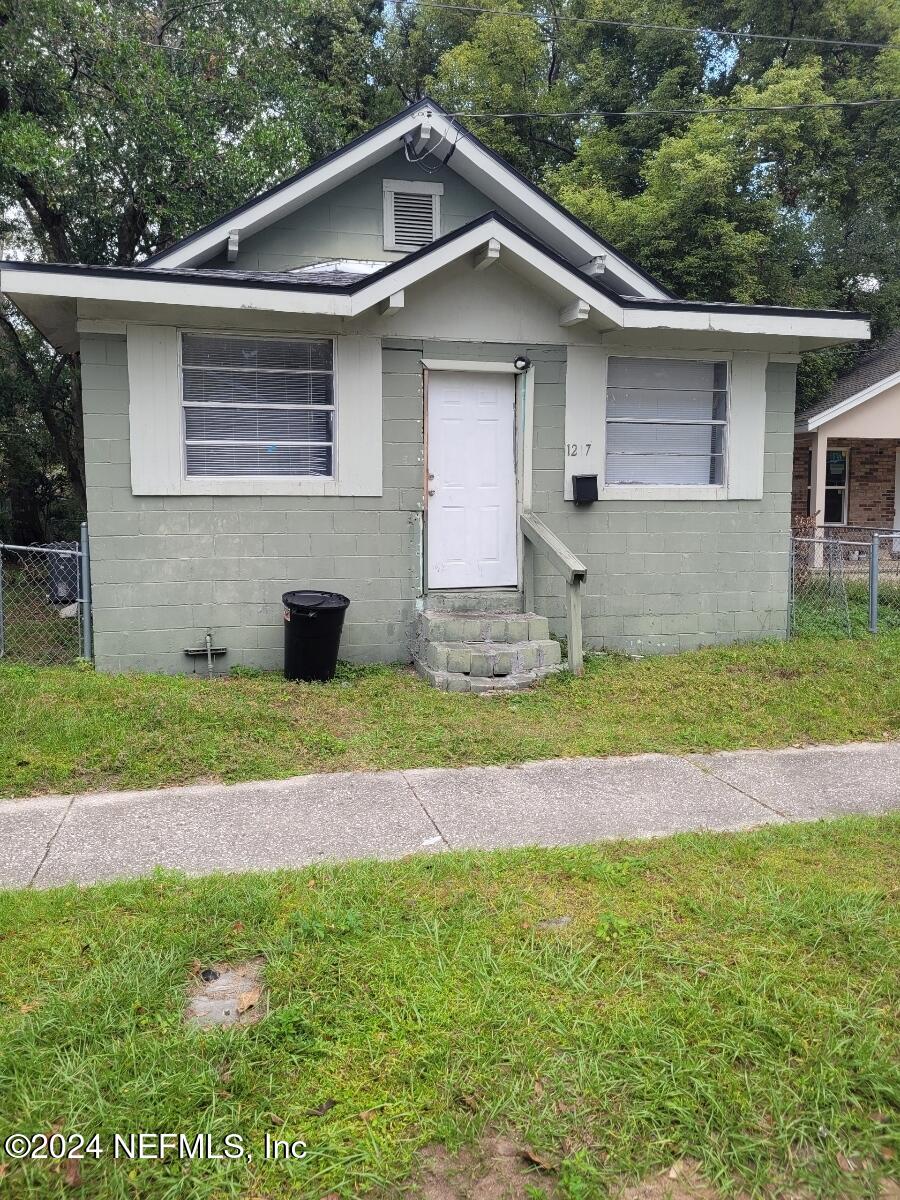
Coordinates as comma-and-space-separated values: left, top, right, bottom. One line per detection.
513, 355, 531, 371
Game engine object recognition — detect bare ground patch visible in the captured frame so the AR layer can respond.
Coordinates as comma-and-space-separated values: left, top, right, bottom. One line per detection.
408, 1135, 558, 1199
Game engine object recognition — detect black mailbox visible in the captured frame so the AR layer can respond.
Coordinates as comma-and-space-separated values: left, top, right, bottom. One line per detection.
572, 474, 599, 506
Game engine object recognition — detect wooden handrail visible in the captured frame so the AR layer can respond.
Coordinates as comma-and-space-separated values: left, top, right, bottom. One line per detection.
520, 512, 586, 583
520, 511, 586, 675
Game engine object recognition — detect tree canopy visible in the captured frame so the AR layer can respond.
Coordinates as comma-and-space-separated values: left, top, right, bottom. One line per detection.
1, 0, 898, 538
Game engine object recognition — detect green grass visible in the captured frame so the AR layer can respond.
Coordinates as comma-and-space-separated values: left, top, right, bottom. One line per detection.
1, 633, 899, 800
792, 580, 900, 639
0, 818, 897, 1198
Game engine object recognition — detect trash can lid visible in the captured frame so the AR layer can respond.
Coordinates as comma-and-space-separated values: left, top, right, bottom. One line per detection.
282, 589, 350, 612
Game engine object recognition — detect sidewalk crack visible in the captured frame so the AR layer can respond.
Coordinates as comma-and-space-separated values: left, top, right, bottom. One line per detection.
29, 796, 75, 888
687, 759, 790, 821
402, 773, 451, 850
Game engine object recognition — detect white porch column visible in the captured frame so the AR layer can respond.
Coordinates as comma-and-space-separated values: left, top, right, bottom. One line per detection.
809, 428, 828, 566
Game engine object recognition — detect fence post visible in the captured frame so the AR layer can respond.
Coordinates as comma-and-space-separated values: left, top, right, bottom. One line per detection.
868, 534, 880, 635
79, 521, 93, 661
0, 545, 4, 659
787, 535, 794, 637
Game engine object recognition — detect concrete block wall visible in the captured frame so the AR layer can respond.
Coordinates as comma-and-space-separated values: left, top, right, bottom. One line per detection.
528, 355, 796, 654
81, 333, 425, 673
81, 332, 795, 673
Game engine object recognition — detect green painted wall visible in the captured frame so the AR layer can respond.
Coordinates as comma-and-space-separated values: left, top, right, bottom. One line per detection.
208, 151, 506, 272
81, 330, 793, 673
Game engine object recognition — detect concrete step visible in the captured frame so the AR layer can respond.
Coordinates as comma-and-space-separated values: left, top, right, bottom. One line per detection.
415, 659, 563, 694
418, 611, 550, 645
424, 638, 562, 676
425, 589, 523, 614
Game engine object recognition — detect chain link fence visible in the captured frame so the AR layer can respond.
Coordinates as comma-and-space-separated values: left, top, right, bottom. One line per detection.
0, 525, 92, 665
790, 530, 900, 638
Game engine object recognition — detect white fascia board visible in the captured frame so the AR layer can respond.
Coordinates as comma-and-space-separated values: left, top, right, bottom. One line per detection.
146, 102, 670, 300
443, 125, 669, 300
0, 266, 351, 317
348, 219, 625, 326
149, 116, 427, 268
622, 305, 870, 343
802, 367, 900, 431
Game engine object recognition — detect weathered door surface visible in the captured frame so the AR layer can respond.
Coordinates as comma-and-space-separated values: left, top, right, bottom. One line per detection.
426, 370, 517, 589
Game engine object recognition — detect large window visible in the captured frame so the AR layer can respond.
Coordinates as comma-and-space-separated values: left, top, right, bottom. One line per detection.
181, 333, 334, 477
605, 356, 728, 486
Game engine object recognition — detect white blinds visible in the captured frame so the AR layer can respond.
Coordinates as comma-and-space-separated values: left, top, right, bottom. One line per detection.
181, 333, 334, 477
606, 357, 727, 486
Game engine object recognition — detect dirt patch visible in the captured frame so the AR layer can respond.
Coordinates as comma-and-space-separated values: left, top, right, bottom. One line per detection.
410, 1135, 558, 1199
405, 1146, 736, 1200
614, 1159, 725, 1199
184, 956, 266, 1029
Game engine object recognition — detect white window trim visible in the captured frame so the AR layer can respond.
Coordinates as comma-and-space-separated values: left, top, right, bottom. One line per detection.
601, 352, 730, 499
823, 445, 850, 526
383, 178, 443, 252
178, 330, 337, 484
126, 323, 382, 497
564, 346, 769, 502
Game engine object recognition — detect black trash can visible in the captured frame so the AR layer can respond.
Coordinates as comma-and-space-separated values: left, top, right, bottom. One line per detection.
282, 590, 350, 682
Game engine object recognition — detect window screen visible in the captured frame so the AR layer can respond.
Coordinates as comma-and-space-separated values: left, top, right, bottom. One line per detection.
605, 357, 728, 486
181, 334, 334, 477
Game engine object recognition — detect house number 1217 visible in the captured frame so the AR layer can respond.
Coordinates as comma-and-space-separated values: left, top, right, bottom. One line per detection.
566, 443, 591, 456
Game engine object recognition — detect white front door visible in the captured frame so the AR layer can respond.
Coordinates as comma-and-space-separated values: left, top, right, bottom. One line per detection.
427, 370, 517, 589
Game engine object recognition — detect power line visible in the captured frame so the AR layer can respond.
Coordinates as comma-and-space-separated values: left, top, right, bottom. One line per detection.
448, 96, 900, 118
407, 1, 894, 50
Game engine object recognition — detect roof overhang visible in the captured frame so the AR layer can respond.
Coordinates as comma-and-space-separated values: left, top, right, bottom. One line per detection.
797, 367, 900, 431
1, 215, 870, 354
143, 98, 671, 301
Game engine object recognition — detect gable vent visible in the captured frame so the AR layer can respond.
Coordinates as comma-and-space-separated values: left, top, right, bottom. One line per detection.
383, 178, 443, 252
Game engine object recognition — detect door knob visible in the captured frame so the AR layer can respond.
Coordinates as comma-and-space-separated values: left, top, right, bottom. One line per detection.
428, 488, 436, 496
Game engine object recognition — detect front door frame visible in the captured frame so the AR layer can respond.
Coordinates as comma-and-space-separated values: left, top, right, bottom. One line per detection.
421, 358, 535, 594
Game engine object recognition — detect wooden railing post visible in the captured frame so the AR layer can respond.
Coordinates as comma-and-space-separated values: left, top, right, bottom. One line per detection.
523, 538, 535, 614
520, 511, 587, 677
566, 578, 583, 676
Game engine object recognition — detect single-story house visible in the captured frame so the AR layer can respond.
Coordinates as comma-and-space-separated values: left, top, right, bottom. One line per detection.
793, 332, 900, 533
0, 99, 869, 688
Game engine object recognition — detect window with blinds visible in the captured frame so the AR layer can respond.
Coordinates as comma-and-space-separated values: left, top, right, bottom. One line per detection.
605, 357, 728, 486
181, 333, 334, 477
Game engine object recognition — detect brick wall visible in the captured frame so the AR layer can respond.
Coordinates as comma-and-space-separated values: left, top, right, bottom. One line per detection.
792, 434, 812, 524
790, 435, 899, 528
846, 439, 900, 527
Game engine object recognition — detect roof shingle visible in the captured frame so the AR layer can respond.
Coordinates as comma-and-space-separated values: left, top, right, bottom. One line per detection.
799, 330, 900, 425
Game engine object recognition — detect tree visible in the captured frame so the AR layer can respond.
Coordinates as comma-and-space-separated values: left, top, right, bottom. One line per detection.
1, 0, 899, 537
0, 0, 382, 538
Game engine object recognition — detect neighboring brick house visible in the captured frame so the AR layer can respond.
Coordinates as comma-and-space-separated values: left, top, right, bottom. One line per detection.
794, 333, 900, 532
0, 99, 868, 685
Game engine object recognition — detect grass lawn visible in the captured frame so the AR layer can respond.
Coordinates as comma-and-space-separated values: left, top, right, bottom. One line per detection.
2, 633, 900, 799
792, 581, 900, 639
0, 818, 897, 1198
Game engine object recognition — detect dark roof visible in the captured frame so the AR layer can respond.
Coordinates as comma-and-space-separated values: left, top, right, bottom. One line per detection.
800, 330, 900, 425
0, 210, 867, 321
140, 96, 674, 299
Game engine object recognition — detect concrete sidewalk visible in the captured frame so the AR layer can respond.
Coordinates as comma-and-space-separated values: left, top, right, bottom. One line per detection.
2, 741, 899, 890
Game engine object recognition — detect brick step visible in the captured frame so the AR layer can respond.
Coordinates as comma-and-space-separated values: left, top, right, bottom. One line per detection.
424, 637, 561, 677
418, 611, 550, 645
